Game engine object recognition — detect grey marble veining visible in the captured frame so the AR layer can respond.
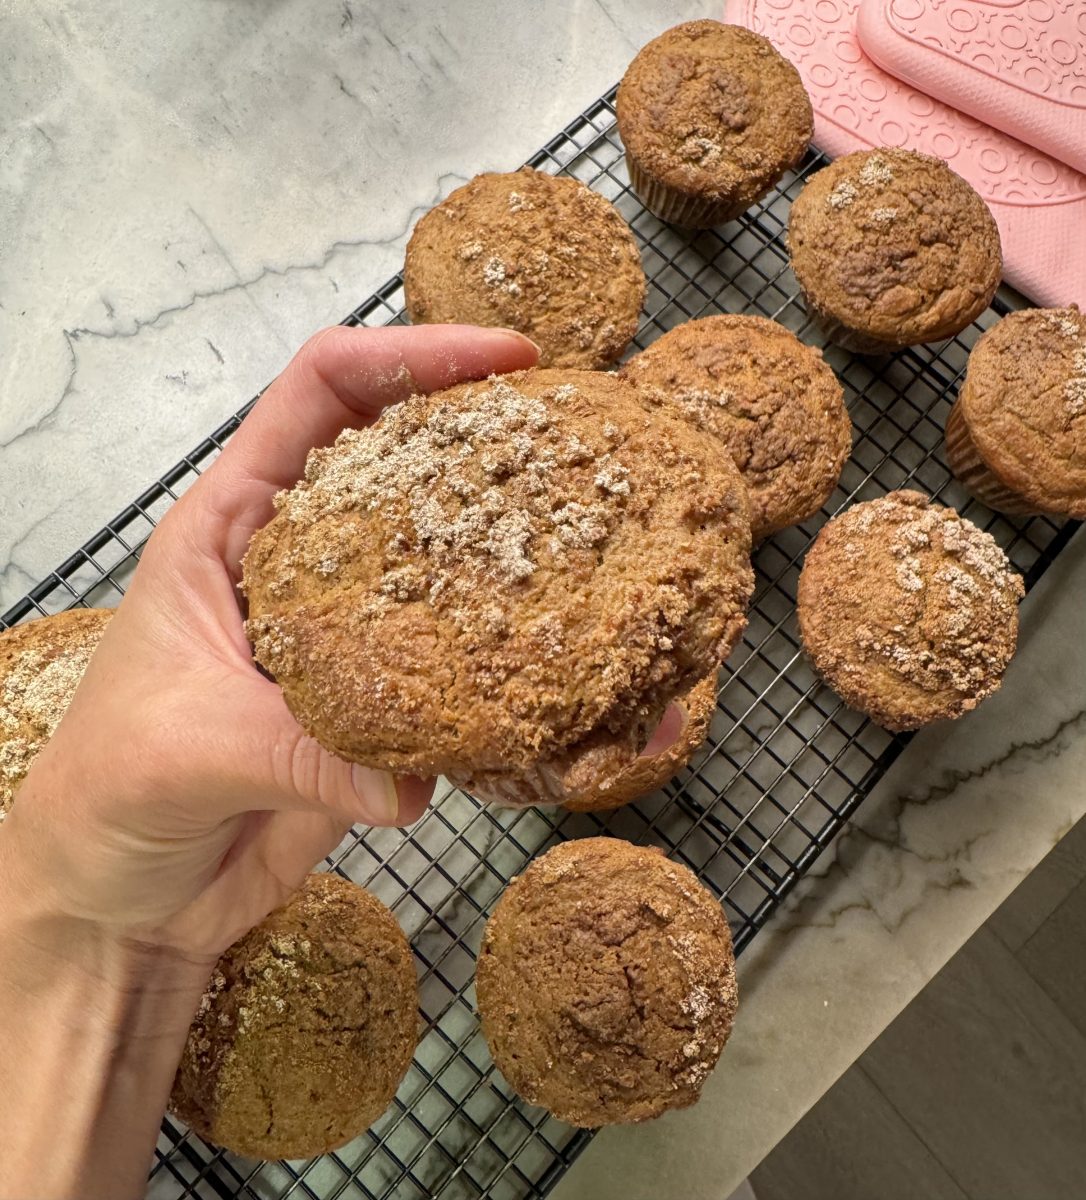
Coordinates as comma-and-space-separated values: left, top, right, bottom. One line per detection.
4, 3, 1086, 1199
1, 0, 704, 605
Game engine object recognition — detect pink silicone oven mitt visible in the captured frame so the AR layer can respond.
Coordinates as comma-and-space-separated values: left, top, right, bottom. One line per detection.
857, 0, 1086, 176
729, 0, 1086, 309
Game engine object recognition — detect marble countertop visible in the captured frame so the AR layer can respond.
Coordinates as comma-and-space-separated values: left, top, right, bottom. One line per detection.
4, 2, 1084, 1197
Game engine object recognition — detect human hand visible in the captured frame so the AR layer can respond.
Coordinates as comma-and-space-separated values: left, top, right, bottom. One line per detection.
0, 324, 540, 966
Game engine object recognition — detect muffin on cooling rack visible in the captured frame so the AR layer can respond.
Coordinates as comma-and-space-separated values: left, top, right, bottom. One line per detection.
477, 837, 738, 1126
403, 168, 645, 369
788, 148, 1002, 354
242, 368, 754, 808
616, 20, 812, 229
797, 491, 1023, 731
946, 306, 1086, 518
460, 672, 719, 813
621, 315, 851, 541
170, 874, 417, 1160
0, 608, 112, 818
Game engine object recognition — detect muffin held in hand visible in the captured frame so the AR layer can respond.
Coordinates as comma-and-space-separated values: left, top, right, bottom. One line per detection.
0, 608, 112, 818
946, 306, 1086, 517
788, 149, 1002, 353
462, 672, 719, 812
403, 167, 645, 369
621, 315, 850, 540
797, 491, 1023, 731
170, 875, 417, 1161
243, 369, 753, 805
476, 838, 737, 1126
617, 20, 812, 228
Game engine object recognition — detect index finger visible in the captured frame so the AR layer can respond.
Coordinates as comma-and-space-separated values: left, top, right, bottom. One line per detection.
186, 323, 539, 566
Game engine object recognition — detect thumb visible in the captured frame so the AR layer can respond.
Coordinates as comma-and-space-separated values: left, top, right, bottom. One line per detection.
183, 674, 436, 829
639, 701, 688, 758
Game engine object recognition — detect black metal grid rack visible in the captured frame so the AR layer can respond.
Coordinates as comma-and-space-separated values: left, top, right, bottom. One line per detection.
2, 87, 1079, 1200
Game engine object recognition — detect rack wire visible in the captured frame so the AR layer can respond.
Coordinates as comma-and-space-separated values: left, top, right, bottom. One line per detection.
2, 87, 1079, 1200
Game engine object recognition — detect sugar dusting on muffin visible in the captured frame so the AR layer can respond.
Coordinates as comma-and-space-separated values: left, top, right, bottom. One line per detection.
243, 367, 752, 780
476, 838, 737, 1125
948, 307, 1086, 516
404, 169, 645, 368
1047, 313, 1086, 415
262, 377, 631, 620
790, 147, 1002, 352
620, 315, 849, 540
170, 874, 417, 1161
617, 20, 812, 228
844, 495, 1021, 696
0, 610, 111, 817
798, 492, 1022, 731
826, 154, 895, 211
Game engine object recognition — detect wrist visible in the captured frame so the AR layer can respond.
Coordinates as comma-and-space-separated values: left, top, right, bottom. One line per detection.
0, 872, 209, 1200
0, 843, 211, 1040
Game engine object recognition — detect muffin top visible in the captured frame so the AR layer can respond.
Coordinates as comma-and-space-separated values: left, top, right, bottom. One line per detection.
959, 306, 1086, 518
789, 149, 1002, 346
0, 608, 112, 818
243, 369, 753, 778
622, 315, 850, 540
476, 838, 737, 1126
617, 21, 812, 205
797, 491, 1022, 731
170, 874, 417, 1160
455, 671, 718, 812
403, 168, 645, 369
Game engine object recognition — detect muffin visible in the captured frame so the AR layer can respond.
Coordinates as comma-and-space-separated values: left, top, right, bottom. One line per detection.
476, 838, 737, 1125
459, 672, 719, 812
403, 168, 645, 368
616, 21, 812, 228
0, 608, 112, 818
170, 874, 417, 1160
946, 306, 1086, 517
788, 149, 1002, 353
621, 315, 850, 540
243, 369, 753, 804
797, 491, 1023, 731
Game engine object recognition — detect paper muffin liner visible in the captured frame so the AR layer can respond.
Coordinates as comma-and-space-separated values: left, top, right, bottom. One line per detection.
625, 155, 745, 230
447, 762, 566, 811
944, 396, 1039, 515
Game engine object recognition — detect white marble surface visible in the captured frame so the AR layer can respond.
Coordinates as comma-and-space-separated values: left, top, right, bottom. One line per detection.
0, 0, 703, 605
4, 3, 1085, 1198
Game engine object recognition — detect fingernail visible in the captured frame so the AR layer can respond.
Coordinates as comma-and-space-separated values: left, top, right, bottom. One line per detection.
351, 765, 399, 824
639, 702, 688, 758
395, 774, 437, 815
495, 328, 542, 356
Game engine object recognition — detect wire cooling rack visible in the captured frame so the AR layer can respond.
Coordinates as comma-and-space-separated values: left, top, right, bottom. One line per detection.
2, 87, 1080, 1200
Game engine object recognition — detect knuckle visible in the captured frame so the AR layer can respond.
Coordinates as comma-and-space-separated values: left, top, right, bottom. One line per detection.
273, 729, 322, 805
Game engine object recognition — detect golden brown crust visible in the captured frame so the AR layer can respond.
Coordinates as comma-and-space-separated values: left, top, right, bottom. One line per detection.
949, 307, 1086, 518
621, 316, 851, 540
169, 875, 417, 1160
617, 21, 812, 226
476, 838, 737, 1126
403, 168, 645, 369
0, 608, 112, 818
454, 672, 718, 811
243, 369, 753, 778
788, 149, 1002, 352
797, 491, 1023, 731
